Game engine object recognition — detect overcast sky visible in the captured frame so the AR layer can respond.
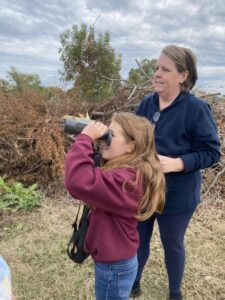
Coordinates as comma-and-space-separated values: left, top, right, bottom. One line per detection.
0, 0, 225, 93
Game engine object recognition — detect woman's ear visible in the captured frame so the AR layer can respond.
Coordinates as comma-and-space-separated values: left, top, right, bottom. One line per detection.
180, 70, 189, 83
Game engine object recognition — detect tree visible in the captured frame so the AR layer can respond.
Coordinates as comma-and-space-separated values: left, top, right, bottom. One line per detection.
59, 24, 122, 102
0, 78, 9, 90
128, 59, 157, 84
7, 67, 42, 92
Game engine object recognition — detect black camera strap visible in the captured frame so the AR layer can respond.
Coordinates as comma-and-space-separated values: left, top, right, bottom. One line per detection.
67, 151, 101, 264
67, 202, 90, 263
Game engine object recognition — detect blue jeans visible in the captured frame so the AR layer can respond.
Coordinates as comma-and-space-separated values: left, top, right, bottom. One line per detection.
94, 255, 138, 300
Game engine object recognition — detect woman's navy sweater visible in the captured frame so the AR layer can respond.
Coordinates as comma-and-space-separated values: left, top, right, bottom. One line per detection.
136, 92, 220, 214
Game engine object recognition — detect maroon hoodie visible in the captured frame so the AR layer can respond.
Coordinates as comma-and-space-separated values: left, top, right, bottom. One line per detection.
64, 134, 143, 263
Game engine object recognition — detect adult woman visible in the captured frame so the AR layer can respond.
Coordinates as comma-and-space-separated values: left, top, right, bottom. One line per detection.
131, 45, 220, 299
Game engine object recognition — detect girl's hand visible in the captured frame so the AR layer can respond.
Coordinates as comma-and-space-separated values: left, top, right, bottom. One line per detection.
158, 155, 184, 173
82, 121, 108, 142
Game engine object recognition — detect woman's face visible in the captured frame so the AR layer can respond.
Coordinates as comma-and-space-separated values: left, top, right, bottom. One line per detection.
101, 120, 133, 161
153, 53, 188, 97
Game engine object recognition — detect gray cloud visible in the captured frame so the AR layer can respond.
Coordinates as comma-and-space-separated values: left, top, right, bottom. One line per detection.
0, 0, 224, 93
85, 0, 143, 14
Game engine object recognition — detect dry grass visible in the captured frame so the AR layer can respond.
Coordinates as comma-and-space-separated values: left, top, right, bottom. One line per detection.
0, 195, 224, 300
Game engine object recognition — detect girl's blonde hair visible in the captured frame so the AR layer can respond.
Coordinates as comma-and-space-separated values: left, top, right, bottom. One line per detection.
102, 112, 165, 221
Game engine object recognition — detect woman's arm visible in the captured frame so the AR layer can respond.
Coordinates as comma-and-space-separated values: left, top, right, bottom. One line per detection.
180, 103, 220, 172
158, 102, 220, 173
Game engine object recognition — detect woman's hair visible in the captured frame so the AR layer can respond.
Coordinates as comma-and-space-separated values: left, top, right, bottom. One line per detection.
162, 44, 198, 92
102, 112, 165, 221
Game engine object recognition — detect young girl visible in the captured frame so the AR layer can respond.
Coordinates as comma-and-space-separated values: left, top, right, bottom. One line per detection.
65, 112, 165, 300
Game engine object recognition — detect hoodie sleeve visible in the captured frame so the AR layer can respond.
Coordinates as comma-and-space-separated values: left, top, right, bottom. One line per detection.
180, 102, 220, 172
64, 134, 139, 217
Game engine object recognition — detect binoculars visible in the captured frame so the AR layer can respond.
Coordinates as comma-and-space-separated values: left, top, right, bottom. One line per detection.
63, 119, 112, 146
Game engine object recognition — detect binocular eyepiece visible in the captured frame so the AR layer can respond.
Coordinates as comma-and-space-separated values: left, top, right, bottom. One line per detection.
63, 119, 112, 146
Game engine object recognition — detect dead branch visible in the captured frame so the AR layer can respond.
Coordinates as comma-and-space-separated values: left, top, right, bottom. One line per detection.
135, 59, 151, 80
101, 75, 153, 101
204, 160, 225, 197
199, 93, 221, 98
0, 153, 9, 162
23, 160, 45, 174
127, 85, 137, 101
91, 103, 138, 118
101, 75, 135, 86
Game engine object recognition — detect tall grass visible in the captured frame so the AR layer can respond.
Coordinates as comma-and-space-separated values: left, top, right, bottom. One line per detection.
0, 196, 224, 300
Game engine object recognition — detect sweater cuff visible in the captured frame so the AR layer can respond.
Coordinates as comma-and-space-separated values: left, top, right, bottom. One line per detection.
179, 154, 194, 173
76, 133, 94, 144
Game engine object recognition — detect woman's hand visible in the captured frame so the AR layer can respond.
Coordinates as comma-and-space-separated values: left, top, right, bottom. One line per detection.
158, 155, 184, 173
82, 121, 108, 142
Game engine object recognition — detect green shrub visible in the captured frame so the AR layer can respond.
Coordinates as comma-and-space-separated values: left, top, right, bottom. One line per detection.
0, 176, 42, 212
